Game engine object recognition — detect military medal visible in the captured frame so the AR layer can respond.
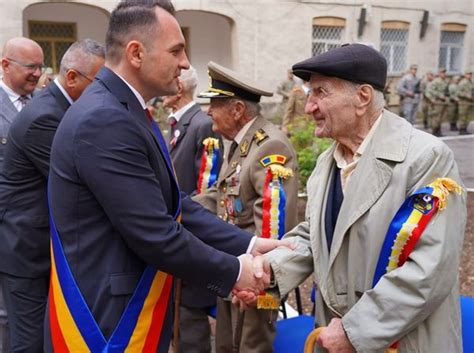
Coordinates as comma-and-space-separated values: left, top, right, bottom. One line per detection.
234, 198, 243, 213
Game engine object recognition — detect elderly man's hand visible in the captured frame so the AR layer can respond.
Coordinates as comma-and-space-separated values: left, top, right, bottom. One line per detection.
317, 318, 356, 353
250, 237, 296, 256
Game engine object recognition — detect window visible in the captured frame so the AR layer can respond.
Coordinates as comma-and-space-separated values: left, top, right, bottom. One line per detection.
312, 17, 345, 56
29, 21, 77, 73
439, 23, 466, 74
380, 21, 409, 75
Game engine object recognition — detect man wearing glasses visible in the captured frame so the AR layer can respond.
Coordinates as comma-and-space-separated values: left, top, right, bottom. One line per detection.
0, 39, 104, 352
0, 36, 43, 352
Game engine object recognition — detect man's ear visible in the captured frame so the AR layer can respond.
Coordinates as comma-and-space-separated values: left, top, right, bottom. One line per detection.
126, 41, 144, 69
232, 100, 246, 120
65, 69, 78, 89
355, 85, 373, 115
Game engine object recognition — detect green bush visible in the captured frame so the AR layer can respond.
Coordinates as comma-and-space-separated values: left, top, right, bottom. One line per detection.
288, 116, 332, 192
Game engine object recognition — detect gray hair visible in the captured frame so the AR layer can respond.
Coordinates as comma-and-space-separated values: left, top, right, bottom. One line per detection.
340, 79, 385, 111
179, 66, 198, 94
240, 99, 261, 117
60, 39, 105, 76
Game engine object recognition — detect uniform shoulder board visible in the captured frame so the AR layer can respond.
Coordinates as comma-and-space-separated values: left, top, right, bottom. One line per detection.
260, 154, 287, 167
254, 129, 269, 146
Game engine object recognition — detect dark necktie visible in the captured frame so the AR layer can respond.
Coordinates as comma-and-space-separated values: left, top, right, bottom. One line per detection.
227, 141, 238, 162
18, 95, 30, 109
324, 166, 344, 252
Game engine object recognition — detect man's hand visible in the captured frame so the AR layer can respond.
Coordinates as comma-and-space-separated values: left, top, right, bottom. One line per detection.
234, 254, 270, 294
251, 237, 295, 256
317, 318, 356, 353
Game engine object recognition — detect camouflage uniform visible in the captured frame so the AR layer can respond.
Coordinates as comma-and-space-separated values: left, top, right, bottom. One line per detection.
420, 78, 432, 128
456, 75, 473, 134
446, 81, 459, 130
425, 77, 449, 136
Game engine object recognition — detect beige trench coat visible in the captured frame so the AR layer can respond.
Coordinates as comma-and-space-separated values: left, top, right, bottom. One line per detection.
267, 110, 466, 353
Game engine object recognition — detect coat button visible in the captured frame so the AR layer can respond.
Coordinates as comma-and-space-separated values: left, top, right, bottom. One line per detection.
220, 199, 225, 207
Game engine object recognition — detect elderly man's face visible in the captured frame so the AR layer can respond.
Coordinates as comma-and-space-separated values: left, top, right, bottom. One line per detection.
207, 98, 239, 140
305, 74, 357, 140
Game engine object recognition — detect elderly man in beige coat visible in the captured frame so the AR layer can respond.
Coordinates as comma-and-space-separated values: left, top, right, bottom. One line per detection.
238, 44, 466, 353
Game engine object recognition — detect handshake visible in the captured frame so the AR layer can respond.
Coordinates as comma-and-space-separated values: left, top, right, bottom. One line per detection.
232, 237, 295, 309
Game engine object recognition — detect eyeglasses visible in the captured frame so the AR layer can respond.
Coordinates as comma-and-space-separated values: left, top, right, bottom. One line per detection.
68, 68, 93, 82
6, 57, 46, 73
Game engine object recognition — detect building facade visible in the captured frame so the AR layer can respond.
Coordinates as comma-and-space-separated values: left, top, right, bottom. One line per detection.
1, 0, 472, 106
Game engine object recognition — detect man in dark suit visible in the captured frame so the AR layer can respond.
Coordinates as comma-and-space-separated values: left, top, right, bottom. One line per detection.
0, 36, 43, 352
0, 39, 105, 353
163, 65, 221, 353
46, 1, 285, 352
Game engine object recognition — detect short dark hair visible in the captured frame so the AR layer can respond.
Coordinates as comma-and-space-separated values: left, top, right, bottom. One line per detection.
105, 0, 175, 63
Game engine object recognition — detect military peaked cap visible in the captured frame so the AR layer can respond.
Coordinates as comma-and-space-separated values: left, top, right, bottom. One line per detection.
198, 61, 273, 102
292, 43, 387, 91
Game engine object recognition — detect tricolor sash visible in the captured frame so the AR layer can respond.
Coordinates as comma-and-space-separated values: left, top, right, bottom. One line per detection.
196, 138, 220, 194
49, 117, 182, 352
261, 165, 293, 240
372, 178, 463, 352
258, 164, 293, 310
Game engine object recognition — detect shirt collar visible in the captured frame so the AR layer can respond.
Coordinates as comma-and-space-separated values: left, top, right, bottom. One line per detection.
234, 117, 257, 145
114, 72, 147, 109
169, 101, 195, 123
333, 112, 383, 167
53, 78, 74, 104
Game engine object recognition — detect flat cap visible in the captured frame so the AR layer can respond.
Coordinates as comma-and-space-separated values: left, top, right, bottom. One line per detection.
292, 43, 387, 91
198, 61, 273, 102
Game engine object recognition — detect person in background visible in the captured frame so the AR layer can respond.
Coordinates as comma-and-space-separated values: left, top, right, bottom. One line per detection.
162, 65, 222, 353
276, 69, 296, 109
281, 81, 311, 136
37, 66, 54, 88
396, 64, 421, 124
419, 71, 435, 129
447, 75, 460, 131
425, 68, 449, 136
196, 61, 298, 353
0, 38, 105, 353
456, 69, 473, 135
0, 36, 44, 352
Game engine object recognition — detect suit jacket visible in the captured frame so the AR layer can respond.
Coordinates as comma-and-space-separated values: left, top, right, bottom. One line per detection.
0, 87, 19, 171
167, 103, 220, 195
0, 82, 70, 278
267, 110, 466, 353
47, 67, 252, 351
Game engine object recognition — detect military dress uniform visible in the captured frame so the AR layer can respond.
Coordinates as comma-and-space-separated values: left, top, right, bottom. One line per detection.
195, 62, 299, 353
456, 72, 473, 134
425, 74, 449, 136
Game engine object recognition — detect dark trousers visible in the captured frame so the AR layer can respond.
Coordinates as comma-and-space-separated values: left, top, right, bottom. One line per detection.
179, 305, 212, 353
1, 274, 49, 353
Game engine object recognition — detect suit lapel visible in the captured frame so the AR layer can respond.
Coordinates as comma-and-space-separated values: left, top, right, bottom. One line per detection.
0, 87, 19, 123
328, 111, 411, 269
48, 82, 71, 113
169, 103, 199, 152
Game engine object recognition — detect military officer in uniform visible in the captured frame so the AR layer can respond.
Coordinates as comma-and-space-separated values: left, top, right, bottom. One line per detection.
456, 69, 473, 135
425, 68, 449, 136
420, 71, 435, 129
195, 61, 299, 353
447, 76, 460, 131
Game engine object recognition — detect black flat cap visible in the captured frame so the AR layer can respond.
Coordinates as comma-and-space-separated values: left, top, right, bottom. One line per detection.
292, 43, 387, 91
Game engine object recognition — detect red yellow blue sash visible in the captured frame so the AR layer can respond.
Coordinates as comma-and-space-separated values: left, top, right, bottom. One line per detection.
373, 178, 462, 352
49, 117, 182, 352
261, 165, 293, 240
196, 138, 220, 194
258, 164, 293, 310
